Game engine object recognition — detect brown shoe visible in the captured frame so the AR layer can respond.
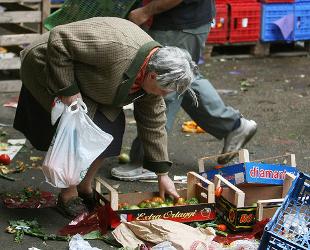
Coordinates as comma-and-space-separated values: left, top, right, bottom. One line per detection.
56, 196, 88, 219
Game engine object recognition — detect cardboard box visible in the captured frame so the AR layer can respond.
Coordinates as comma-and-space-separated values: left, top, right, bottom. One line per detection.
199, 149, 298, 185
213, 174, 295, 232
95, 172, 216, 228
202, 162, 298, 185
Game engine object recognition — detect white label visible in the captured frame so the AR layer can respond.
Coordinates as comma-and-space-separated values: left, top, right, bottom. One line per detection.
242, 18, 248, 28
211, 20, 216, 28
235, 172, 245, 184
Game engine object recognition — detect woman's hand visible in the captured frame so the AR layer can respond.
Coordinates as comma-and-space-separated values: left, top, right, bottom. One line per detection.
59, 93, 82, 106
157, 174, 180, 200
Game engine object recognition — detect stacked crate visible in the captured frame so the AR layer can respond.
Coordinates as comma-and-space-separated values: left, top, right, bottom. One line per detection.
207, 0, 261, 44
261, 0, 310, 42
229, 2, 261, 43
0, 0, 48, 91
207, 3, 229, 44
294, 1, 310, 41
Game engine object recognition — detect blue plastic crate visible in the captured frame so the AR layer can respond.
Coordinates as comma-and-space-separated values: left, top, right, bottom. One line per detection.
259, 172, 310, 250
261, 3, 294, 42
295, 0, 310, 3
294, 3, 310, 41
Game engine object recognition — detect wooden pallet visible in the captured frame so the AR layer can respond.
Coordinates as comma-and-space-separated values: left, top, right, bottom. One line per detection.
0, 0, 49, 92
204, 40, 310, 59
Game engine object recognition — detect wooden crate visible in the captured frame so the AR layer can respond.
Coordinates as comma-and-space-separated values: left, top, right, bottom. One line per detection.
0, 0, 49, 92
198, 149, 297, 231
214, 173, 295, 231
94, 172, 216, 228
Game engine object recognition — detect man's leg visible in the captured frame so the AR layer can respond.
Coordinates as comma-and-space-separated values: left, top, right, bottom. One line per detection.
181, 75, 257, 164
181, 75, 240, 140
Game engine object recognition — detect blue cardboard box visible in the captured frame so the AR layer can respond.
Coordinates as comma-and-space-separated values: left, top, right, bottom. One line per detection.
201, 162, 298, 185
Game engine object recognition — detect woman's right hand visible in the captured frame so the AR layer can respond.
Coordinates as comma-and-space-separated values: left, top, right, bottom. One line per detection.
59, 93, 82, 106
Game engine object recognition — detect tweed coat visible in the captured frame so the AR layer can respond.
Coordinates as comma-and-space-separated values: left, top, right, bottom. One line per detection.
19, 17, 171, 173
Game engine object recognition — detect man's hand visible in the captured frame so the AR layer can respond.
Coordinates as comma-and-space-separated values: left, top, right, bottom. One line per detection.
158, 174, 180, 200
128, 0, 182, 26
128, 7, 150, 26
59, 93, 82, 106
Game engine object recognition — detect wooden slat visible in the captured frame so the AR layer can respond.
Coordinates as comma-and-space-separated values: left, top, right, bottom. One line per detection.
0, 0, 42, 3
0, 11, 41, 23
0, 23, 37, 34
214, 174, 245, 208
95, 177, 119, 210
41, 0, 50, 33
0, 33, 41, 46
0, 57, 20, 70
187, 171, 215, 203
0, 79, 21, 92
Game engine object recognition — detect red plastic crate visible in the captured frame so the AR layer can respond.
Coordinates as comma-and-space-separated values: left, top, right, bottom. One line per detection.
207, 4, 229, 44
261, 0, 294, 3
216, 0, 227, 3
227, 0, 258, 3
229, 2, 261, 43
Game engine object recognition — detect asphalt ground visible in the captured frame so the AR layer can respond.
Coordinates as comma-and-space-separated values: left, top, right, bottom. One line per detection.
0, 55, 309, 249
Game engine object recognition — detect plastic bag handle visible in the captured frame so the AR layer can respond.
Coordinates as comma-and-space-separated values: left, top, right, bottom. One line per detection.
66, 100, 79, 113
66, 99, 88, 114
77, 98, 88, 113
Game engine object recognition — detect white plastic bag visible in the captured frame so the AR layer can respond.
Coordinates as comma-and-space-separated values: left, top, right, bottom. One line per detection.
42, 99, 113, 188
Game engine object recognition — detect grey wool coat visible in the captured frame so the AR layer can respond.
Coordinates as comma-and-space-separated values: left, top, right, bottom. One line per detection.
19, 17, 171, 173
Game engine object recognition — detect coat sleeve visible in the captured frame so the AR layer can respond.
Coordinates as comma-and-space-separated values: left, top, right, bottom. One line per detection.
133, 94, 172, 174
45, 29, 80, 97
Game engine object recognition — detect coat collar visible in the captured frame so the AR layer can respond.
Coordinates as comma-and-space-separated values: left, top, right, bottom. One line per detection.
112, 41, 162, 106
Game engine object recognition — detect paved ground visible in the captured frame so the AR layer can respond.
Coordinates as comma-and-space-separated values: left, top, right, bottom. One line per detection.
0, 55, 309, 249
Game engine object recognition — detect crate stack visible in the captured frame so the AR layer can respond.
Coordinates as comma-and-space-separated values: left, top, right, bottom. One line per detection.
207, 0, 261, 44
261, 0, 310, 42
0, 0, 48, 91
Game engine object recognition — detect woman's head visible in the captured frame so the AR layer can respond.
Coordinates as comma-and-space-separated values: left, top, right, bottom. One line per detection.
146, 46, 199, 104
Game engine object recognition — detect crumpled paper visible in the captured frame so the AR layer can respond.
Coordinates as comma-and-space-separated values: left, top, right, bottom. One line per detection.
112, 219, 217, 250
69, 234, 101, 250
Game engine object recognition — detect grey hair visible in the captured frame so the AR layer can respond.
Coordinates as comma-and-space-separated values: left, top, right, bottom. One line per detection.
147, 46, 199, 107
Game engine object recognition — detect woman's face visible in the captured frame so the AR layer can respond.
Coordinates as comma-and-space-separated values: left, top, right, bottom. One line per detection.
141, 72, 174, 96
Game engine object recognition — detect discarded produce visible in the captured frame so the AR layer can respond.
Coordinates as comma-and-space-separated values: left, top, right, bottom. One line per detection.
118, 153, 130, 164
215, 186, 223, 198
0, 153, 11, 165
182, 121, 205, 133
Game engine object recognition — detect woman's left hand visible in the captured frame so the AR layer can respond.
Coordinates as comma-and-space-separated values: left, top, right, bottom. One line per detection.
157, 174, 180, 200
59, 93, 82, 106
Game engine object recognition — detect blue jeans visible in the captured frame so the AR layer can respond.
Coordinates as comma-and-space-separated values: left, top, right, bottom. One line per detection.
129, 24, 240, 163
149, 24, 240, 139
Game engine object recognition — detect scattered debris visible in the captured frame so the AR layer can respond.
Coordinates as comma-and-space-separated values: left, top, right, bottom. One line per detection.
6, 220, 68, 243
112, 219, 216, 249
0, 139, 26, 161
3, 187, 56, 208
182, 121, 205, 133
69, 234, 101, 250
0, 160, 26, 181
217, 89, 238, 96
118, 153, 130, 164
229, 71, 241, 75
173, 175, 187, 183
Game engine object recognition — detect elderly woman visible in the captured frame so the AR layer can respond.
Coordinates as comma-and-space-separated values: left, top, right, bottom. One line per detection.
14, 17, 198, 218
